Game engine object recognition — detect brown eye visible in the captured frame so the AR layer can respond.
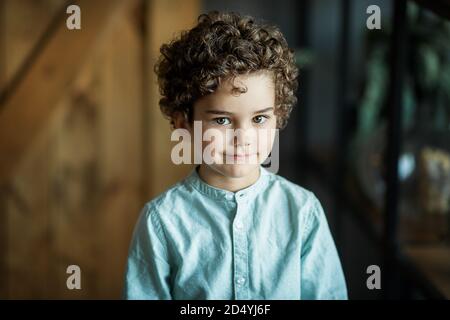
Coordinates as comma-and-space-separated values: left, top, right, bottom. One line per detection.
214, 117, 231, 125
253, 115, 268, 124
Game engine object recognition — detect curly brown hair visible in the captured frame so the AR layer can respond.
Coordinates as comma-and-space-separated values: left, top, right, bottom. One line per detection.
154, 11, 299, 129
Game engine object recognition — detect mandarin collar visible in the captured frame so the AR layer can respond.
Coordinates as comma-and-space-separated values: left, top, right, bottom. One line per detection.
185, 165, 270, 202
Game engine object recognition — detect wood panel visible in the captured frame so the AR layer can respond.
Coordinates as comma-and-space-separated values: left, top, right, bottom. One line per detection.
3, 0, 142, 299
0, 0, 63, 89
1, 0, 200, 299
145, 0, 200, 198
0, 0, 125, 182
0, 0, 65, 299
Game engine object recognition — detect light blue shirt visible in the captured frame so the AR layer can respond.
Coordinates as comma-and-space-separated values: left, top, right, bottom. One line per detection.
123, 165, 348, 300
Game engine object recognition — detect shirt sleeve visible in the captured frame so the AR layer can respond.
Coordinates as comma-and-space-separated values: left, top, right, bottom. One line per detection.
123, 203, 173, 300
300, 194, 348, 300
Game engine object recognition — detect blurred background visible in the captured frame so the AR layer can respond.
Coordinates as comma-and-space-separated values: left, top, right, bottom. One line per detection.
0, 0, 449, 299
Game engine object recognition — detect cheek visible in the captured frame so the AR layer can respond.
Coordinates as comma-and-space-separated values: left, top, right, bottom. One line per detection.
202, 140, 225, 155
201, 127, 227, 153
256, 127, 276, 155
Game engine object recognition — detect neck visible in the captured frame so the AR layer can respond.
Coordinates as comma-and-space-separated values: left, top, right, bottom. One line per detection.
197, 165, 261, 192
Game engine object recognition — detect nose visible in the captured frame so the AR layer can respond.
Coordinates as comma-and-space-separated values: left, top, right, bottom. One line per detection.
233, 126, 255, 150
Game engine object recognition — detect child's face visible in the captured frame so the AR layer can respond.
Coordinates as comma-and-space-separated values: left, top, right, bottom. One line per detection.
188, 72, 277, 179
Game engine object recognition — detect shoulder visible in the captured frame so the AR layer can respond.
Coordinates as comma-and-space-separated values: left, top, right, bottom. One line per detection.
264, 169, 317, 206
131, 179, 191, 248
141, 178, 192, 219
263, 169, 324, 224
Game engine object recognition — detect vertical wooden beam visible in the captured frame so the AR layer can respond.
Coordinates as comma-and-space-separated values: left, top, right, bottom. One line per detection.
0, 0, 5, 88
140, 0, 150, 204
145, 0, 200, 198
0, 189, 7, 298
0, 0, 6, 299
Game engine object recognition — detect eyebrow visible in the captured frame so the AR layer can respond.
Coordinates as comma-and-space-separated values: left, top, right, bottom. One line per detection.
205, 107, 274, 115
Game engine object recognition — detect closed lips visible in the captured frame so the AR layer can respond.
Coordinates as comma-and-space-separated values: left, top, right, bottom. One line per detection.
225, 154, 257, 157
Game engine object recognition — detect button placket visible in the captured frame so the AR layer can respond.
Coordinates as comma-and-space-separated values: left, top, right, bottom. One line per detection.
233, 198, 249, 299
225, 193, 234, 201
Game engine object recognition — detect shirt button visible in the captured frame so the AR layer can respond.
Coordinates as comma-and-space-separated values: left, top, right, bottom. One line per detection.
236, 277, 246, 286
226, 194, 234, 201
235, 221, 244, 230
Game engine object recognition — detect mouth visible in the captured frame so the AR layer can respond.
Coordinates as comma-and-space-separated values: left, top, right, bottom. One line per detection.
223, 153, 258, 161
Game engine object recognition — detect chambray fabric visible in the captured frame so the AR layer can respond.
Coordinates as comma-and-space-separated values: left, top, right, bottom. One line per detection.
123, 165, 348, 300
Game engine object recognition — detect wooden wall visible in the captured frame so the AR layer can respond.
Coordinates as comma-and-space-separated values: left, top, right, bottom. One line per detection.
0, 0, 199, 299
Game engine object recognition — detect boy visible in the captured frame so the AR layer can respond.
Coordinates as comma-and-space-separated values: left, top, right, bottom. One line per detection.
123, 11, 347, 300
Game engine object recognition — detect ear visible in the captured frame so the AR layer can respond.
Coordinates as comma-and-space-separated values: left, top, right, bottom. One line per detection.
172, 111, 190, 130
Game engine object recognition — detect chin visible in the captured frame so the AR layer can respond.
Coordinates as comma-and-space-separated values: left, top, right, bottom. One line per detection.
211, 163, 259, 179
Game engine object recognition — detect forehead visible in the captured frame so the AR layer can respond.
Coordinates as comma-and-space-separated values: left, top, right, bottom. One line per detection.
194, 72, 275, 113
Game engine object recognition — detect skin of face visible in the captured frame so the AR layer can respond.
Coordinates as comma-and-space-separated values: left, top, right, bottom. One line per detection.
174, 71, 277, 192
